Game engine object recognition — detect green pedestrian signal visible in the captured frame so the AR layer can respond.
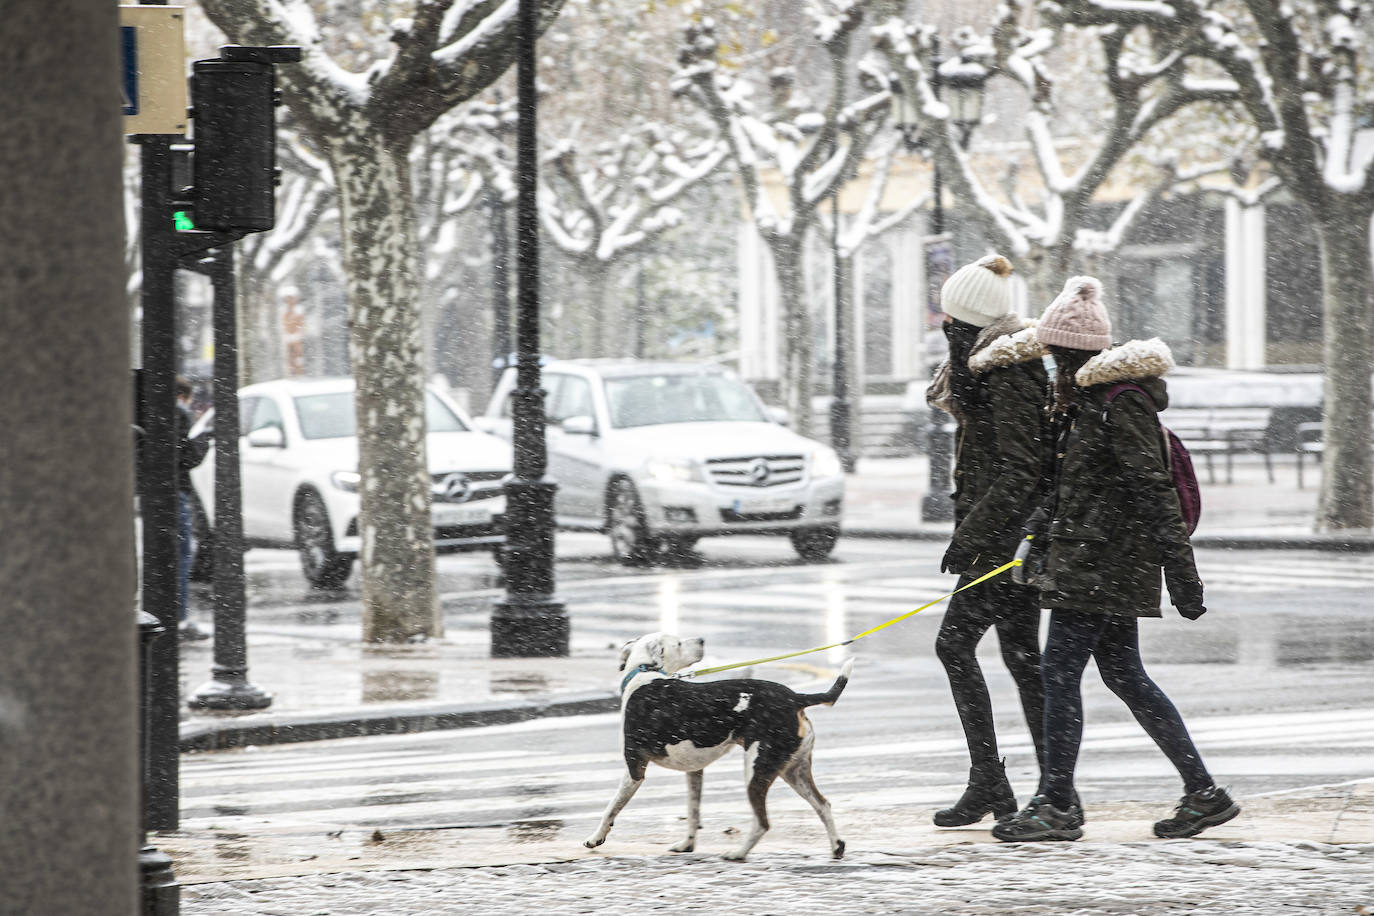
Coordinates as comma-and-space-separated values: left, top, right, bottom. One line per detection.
173, 210, 195, 230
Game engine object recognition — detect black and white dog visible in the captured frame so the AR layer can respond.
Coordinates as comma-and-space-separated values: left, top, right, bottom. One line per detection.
583, 632, 853, 861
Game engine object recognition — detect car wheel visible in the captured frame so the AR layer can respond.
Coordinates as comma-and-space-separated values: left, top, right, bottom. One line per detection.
608, 478, 656, 566
660, 536, 702, 568
790, 526, 840, 563
295, 491, 354, 589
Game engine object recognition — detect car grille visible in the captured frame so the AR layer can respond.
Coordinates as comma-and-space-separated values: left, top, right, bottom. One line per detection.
705, 454, 806, 488
720, 505, 803, 523
431, 470, 508, 504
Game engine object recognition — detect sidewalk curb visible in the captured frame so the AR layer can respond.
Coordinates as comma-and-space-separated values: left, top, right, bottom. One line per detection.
179, 691, 618, 753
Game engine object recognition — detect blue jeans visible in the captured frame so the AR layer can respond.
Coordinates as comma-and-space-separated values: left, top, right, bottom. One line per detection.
177, 491, 194, 623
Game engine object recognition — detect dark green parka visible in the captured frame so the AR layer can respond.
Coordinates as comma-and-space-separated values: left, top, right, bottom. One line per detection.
1039, 339, 1199, 616
930, 315, 1051, 577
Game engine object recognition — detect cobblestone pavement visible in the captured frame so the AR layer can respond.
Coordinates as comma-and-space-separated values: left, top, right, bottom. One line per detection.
183, 841, 1374, 915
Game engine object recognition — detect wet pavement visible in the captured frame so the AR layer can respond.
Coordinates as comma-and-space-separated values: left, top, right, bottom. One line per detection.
161, 454, 1374, 910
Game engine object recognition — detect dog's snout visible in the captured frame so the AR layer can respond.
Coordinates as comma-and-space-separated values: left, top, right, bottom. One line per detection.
687, 637, 705, 664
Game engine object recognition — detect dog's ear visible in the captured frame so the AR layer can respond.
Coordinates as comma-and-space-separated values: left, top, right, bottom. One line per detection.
617, 641, 634, 672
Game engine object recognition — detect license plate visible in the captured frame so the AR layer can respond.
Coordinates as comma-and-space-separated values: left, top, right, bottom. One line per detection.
433, 504, 490, 525
733, 496, 795, 514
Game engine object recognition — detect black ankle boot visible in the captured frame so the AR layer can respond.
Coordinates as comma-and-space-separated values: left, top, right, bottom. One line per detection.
934, 760, 1018, 827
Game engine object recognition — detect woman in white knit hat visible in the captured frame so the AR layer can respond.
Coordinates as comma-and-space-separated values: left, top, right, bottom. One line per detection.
925, 254, 1050, 828
993, 276, 1239, 842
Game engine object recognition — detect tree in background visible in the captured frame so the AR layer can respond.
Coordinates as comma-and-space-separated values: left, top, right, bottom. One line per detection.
200, 0, 566, 642
676, 1, 890, 437
875, 0, 1243, 310
1055, 0, 1374, 530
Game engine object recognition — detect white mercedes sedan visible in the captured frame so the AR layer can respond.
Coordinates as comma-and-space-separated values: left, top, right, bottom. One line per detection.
480, 360, 845, 564
189, 377, 509, 587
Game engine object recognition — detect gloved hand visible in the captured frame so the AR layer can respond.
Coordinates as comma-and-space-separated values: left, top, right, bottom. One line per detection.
941, 543, 973, 574
1166, 571, 1206, 620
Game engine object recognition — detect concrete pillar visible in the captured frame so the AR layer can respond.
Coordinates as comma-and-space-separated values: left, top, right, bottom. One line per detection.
889, 227, 925, 381
737, 224, 780, 380
1225, 197, 1267, 369
0, 3, 139, 913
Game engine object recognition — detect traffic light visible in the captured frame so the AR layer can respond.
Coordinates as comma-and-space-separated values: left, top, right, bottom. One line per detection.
189, 46, 300, 233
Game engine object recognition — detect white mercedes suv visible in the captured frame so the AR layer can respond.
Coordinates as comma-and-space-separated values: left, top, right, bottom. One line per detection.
189, 378, 510, 587
480, 360, 845, 563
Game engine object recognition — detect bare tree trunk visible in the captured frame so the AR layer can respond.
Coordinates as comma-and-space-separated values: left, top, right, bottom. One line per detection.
771, 235, 814, 439
1315, 212, 1374, 530
333, 138, 439, 641
585, 261, 611, 357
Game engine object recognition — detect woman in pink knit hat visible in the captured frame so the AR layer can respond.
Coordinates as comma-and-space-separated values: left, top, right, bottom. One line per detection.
992, 276, 1239, 843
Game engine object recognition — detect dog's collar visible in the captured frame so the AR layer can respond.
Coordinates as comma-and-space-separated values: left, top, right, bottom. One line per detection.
620, 663, 662, 693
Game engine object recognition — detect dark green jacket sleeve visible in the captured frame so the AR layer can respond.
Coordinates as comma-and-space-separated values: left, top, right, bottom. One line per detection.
951, 366, 1042, 563
1105, 392, 1197, 581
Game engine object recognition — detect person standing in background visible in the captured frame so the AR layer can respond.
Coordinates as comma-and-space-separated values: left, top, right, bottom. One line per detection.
176, 376, 212, 639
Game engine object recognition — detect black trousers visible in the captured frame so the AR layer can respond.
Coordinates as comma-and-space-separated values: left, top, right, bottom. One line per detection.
1039, 608, 1213, 809
936, 573, 1045, 772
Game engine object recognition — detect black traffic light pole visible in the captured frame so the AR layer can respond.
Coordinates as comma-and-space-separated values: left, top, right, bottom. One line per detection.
184, 245, 270, 711
491, 0, 569, 657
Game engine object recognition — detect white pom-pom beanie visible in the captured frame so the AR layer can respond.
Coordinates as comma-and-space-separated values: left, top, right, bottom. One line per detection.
940, 254, 1014, 327
1036, 276, 1112, 351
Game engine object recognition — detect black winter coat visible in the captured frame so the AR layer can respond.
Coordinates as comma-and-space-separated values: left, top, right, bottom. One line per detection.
1039, 340, 1200, 617
931, 317, 1051, 577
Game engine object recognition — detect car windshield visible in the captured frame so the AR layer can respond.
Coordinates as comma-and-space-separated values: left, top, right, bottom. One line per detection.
294, 391, 468, 439
604, 374, 766, 429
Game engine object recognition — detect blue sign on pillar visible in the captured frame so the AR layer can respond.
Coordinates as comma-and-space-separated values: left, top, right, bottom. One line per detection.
121, 26, 138, 116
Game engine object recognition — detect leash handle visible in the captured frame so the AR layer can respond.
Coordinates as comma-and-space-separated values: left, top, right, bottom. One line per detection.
677, 559, 1020, 679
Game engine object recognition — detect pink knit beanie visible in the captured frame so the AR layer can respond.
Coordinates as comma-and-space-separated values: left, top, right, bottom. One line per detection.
1036, 276, 1112, 351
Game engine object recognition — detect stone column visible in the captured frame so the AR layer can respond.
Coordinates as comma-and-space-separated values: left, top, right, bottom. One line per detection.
0, 3, 138, 913
1225, 197, 1267, 370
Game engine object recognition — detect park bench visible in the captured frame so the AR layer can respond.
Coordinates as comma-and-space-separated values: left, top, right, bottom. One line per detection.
1159, 406, 1274, 484
1295, 421, 1324, 488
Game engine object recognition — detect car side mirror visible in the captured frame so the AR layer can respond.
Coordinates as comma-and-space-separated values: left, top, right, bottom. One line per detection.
561, 415, 598, 436
246, 426, 285, 449
766, 406, 790, 427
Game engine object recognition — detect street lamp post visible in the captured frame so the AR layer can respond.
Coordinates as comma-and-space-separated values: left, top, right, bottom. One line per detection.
491, 0, 569, 657
892, 36, 989, 523
830, 145, 856, 474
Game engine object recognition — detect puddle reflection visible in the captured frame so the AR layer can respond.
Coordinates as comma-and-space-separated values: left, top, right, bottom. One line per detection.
362, 670, 439, 704
506, 819, 563, 843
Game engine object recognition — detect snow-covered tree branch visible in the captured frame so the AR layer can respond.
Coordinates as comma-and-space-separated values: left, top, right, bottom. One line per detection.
200, 0, 567, 641
675, 1, 889, 436
1054, 0, 1374, 529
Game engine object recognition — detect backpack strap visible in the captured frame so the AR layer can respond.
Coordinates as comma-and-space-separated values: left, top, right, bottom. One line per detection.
1102, 382, 1172, 470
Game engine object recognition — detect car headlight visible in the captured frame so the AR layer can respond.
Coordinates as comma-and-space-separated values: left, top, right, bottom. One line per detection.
811, 448, 843, 479
645, 457, 702, 483
330, 470, 361, 493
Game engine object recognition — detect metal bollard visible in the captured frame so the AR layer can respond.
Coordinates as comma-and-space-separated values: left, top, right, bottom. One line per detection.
920, 414, 955, 523
138, 611, 179, 916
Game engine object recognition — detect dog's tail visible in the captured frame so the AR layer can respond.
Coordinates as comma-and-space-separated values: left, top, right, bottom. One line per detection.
796, 658, 854, 708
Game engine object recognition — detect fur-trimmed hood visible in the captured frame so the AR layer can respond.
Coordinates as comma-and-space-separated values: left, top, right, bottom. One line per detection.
1074, 337, 1175, 409
968, 315, 1047, 376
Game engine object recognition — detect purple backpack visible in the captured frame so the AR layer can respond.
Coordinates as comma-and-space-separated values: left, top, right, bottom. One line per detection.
1104, 383, 1201, 536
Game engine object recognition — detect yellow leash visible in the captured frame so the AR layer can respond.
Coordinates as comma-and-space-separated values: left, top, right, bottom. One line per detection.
676, 558, 1021, 679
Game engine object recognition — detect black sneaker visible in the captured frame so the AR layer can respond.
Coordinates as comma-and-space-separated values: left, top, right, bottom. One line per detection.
1064, 790, 1086, 830
1153, 786, 1240, 838
991, 795, 1083, 842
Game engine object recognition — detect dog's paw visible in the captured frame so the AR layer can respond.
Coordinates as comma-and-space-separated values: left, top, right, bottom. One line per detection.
582, 836, 606, 849
831, 839, 846, 860
667, 840, 695, 853
722, 850, 748, 862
